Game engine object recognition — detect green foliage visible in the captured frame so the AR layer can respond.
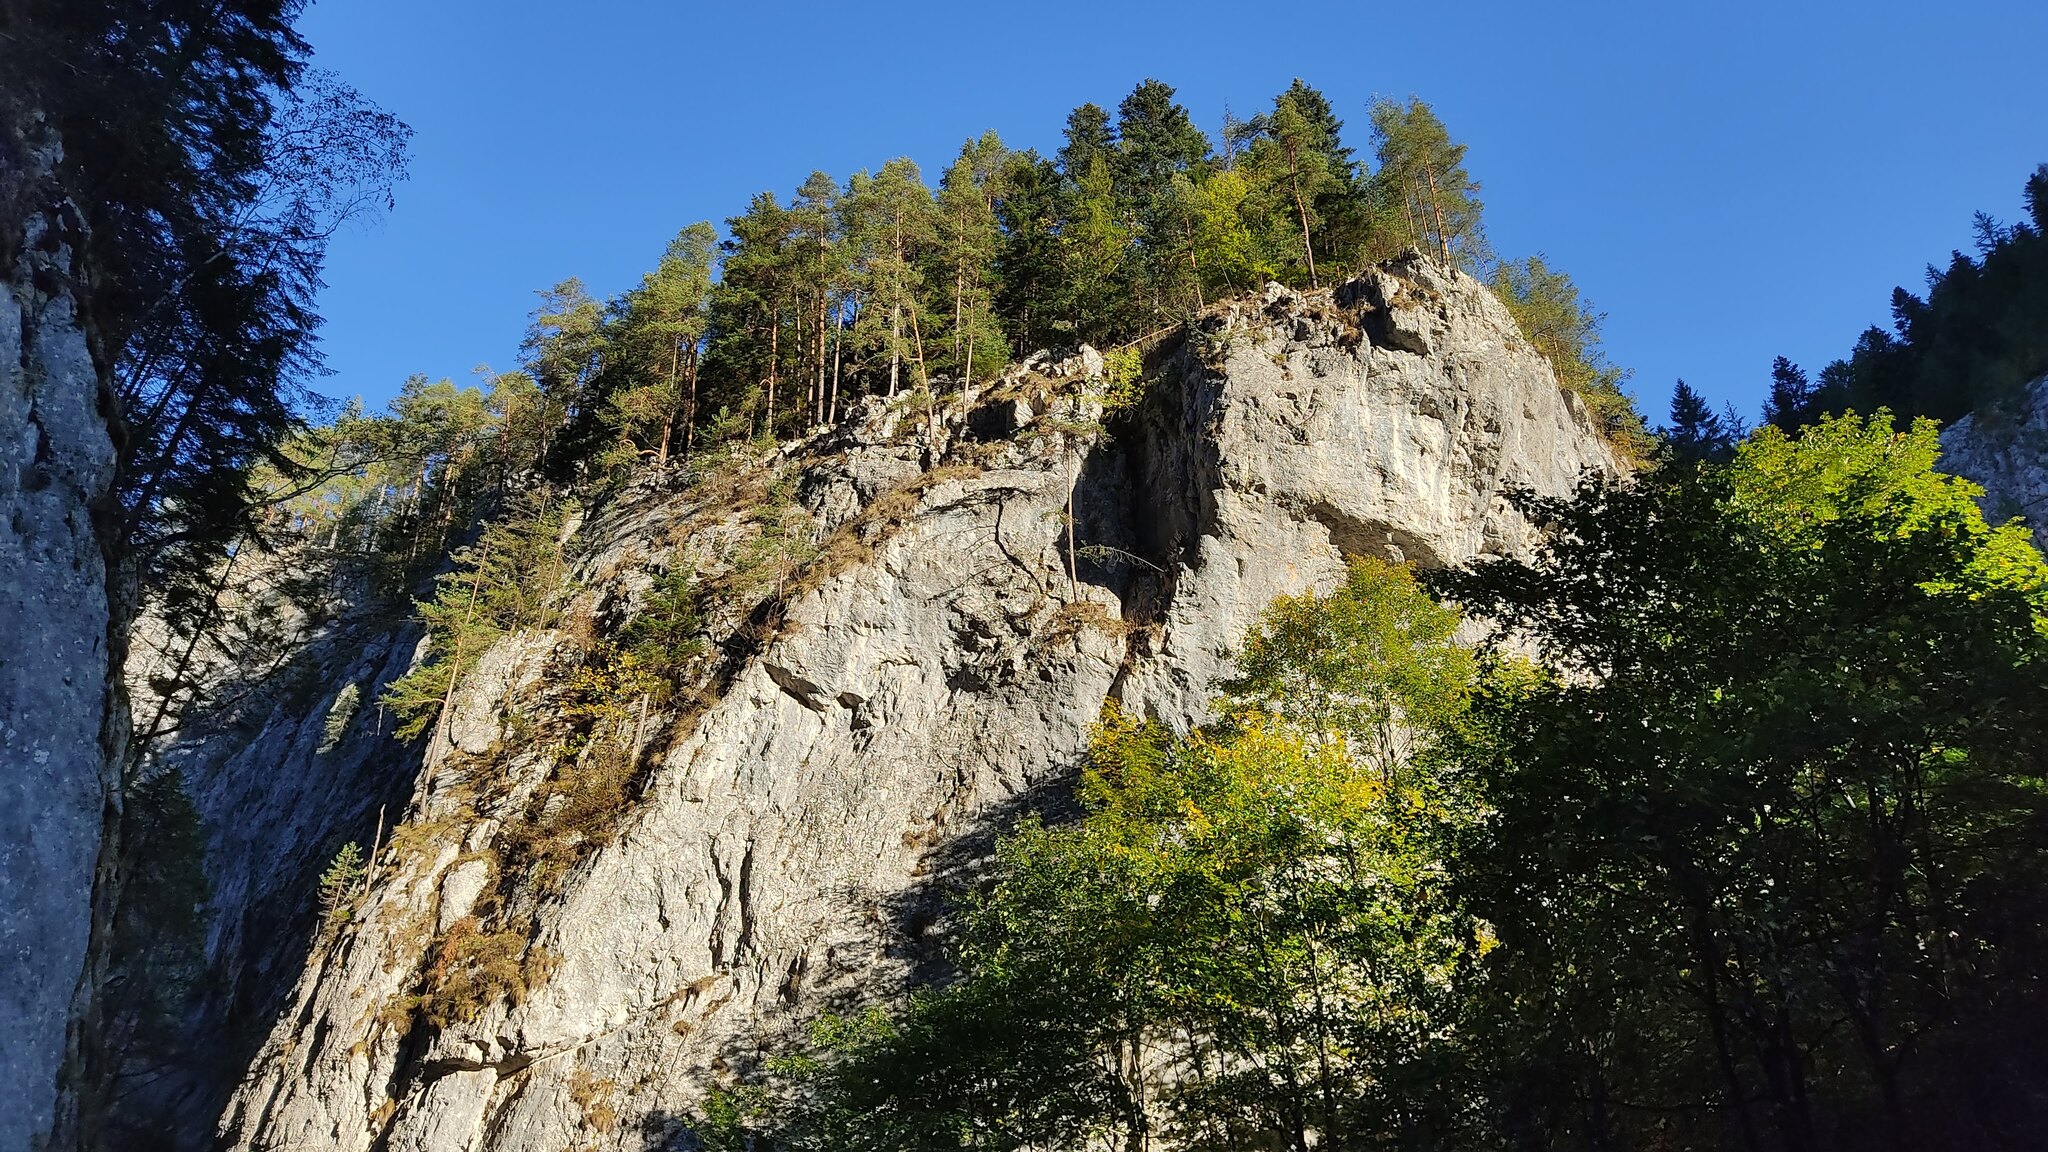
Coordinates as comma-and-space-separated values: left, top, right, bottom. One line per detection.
717, 471, 818, 602
1431, 414, 2048, 1149
2, 2, 410, 638
594, 221, 717, 474
318, 682, 361, 755
102, 771, 212, 1075
1365, 98, 1487, 268
1490, 255, 1651, 454
317, 841, 367, 926
729, 422, 2048, 1151
623, 564, 707, 683
1223, 558, 1472, 781
1097, 346, 1145, 415
380, 489, 576, 741
1658, 378, 1744, 465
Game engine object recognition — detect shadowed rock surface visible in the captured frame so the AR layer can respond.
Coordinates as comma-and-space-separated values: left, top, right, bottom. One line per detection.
0, 121, 121, 1152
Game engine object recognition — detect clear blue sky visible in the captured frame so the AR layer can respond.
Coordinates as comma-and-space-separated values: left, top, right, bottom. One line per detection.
298, 0, 2048, 424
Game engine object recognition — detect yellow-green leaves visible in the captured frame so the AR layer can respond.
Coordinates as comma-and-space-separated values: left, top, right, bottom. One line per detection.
1224, 557, 1473, 781
1734, 412, 2048, 617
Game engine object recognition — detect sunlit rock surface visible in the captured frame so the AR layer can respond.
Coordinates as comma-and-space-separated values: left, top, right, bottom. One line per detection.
207, 254, 1621, 1152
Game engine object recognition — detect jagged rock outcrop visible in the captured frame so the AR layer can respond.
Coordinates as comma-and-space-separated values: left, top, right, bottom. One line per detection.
1941, 374, 2048, 545
210, 255, 1620, 1152
0, 121, 121, 1152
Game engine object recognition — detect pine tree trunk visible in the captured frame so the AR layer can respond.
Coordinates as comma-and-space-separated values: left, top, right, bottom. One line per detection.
765, 303, 780, 435
1424, 164, 1451, 263
806, 286, 823, 426
429, 545, 491, 755
889, 217, 906, 398
683, 345, 700, 454
828, 303, 845, 423
657, 339, 681, 471
1286, 142, 1318, 286
888, 300, 901, 399
964, 320, 976, 397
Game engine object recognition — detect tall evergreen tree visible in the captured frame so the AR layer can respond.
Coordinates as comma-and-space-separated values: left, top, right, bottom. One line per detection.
1660, 379, 1736, 463
993, 151, 1070, 355
1057, 103, 1116, 184
937, 133, 1012, 388
1366, 98, 1486, 268
1815, 165, 2048, 425
1247, 90, 1341, 287
842, 159, 939, 399
523, 278, 608, 474
1490, 255, 1646, 450
1763, 355, 1820, 431
607, 222, 717, 468
789, 173, 845, 428
1112, 79, 1213, 326
712, 192, 798, 435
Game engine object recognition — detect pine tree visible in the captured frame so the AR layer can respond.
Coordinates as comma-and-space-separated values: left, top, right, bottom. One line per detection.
1366, 97, 1486, 267
937, 133, 1011, 390
1660, 379, 1735, 463
1249, 90, 1340, 287
787, 173, 847, 428
713, 193, 798, 436
317, 842, 367, 924
992, 151, 1070, 353
1278, 79, 1371, 276
1763, 355, 1818, 431
380, 489, 575, 743
599, 224, 717, 470
1491, 256, 1647, 452
523, 279, 608, 470
842, 159, 939, 400
1112, 79, 1213, 326
1057, 103, 1116, 187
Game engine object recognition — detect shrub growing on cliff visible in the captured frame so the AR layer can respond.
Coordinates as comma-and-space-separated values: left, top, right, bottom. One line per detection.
316, 841, 366, 926
381, 489, 576, 741
411, 916, 539, 1027
317, 682, 361, 754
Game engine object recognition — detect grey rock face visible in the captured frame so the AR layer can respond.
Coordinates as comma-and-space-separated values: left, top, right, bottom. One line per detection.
215, 258, 1619, 1152
1941, 374, 2048, 545
118, 577, 433, 1144
0, 128, 119, 1151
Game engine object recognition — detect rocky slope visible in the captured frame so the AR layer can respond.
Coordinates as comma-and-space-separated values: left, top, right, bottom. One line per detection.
190, 254, 1620, 1151
0, 121, 122, 1152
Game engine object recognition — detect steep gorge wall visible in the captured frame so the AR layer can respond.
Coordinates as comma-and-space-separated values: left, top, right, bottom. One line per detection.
201, 255, 1619, 1152
0, 123, 121, 1152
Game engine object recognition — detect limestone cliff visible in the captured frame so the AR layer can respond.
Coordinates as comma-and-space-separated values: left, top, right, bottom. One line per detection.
1941, 374, 2048, 545
0, 120, 122, 1152
189, 254, 1619, 1151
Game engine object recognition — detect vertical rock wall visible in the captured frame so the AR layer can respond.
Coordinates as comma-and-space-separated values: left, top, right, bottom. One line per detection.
0, 123, 120, 1152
